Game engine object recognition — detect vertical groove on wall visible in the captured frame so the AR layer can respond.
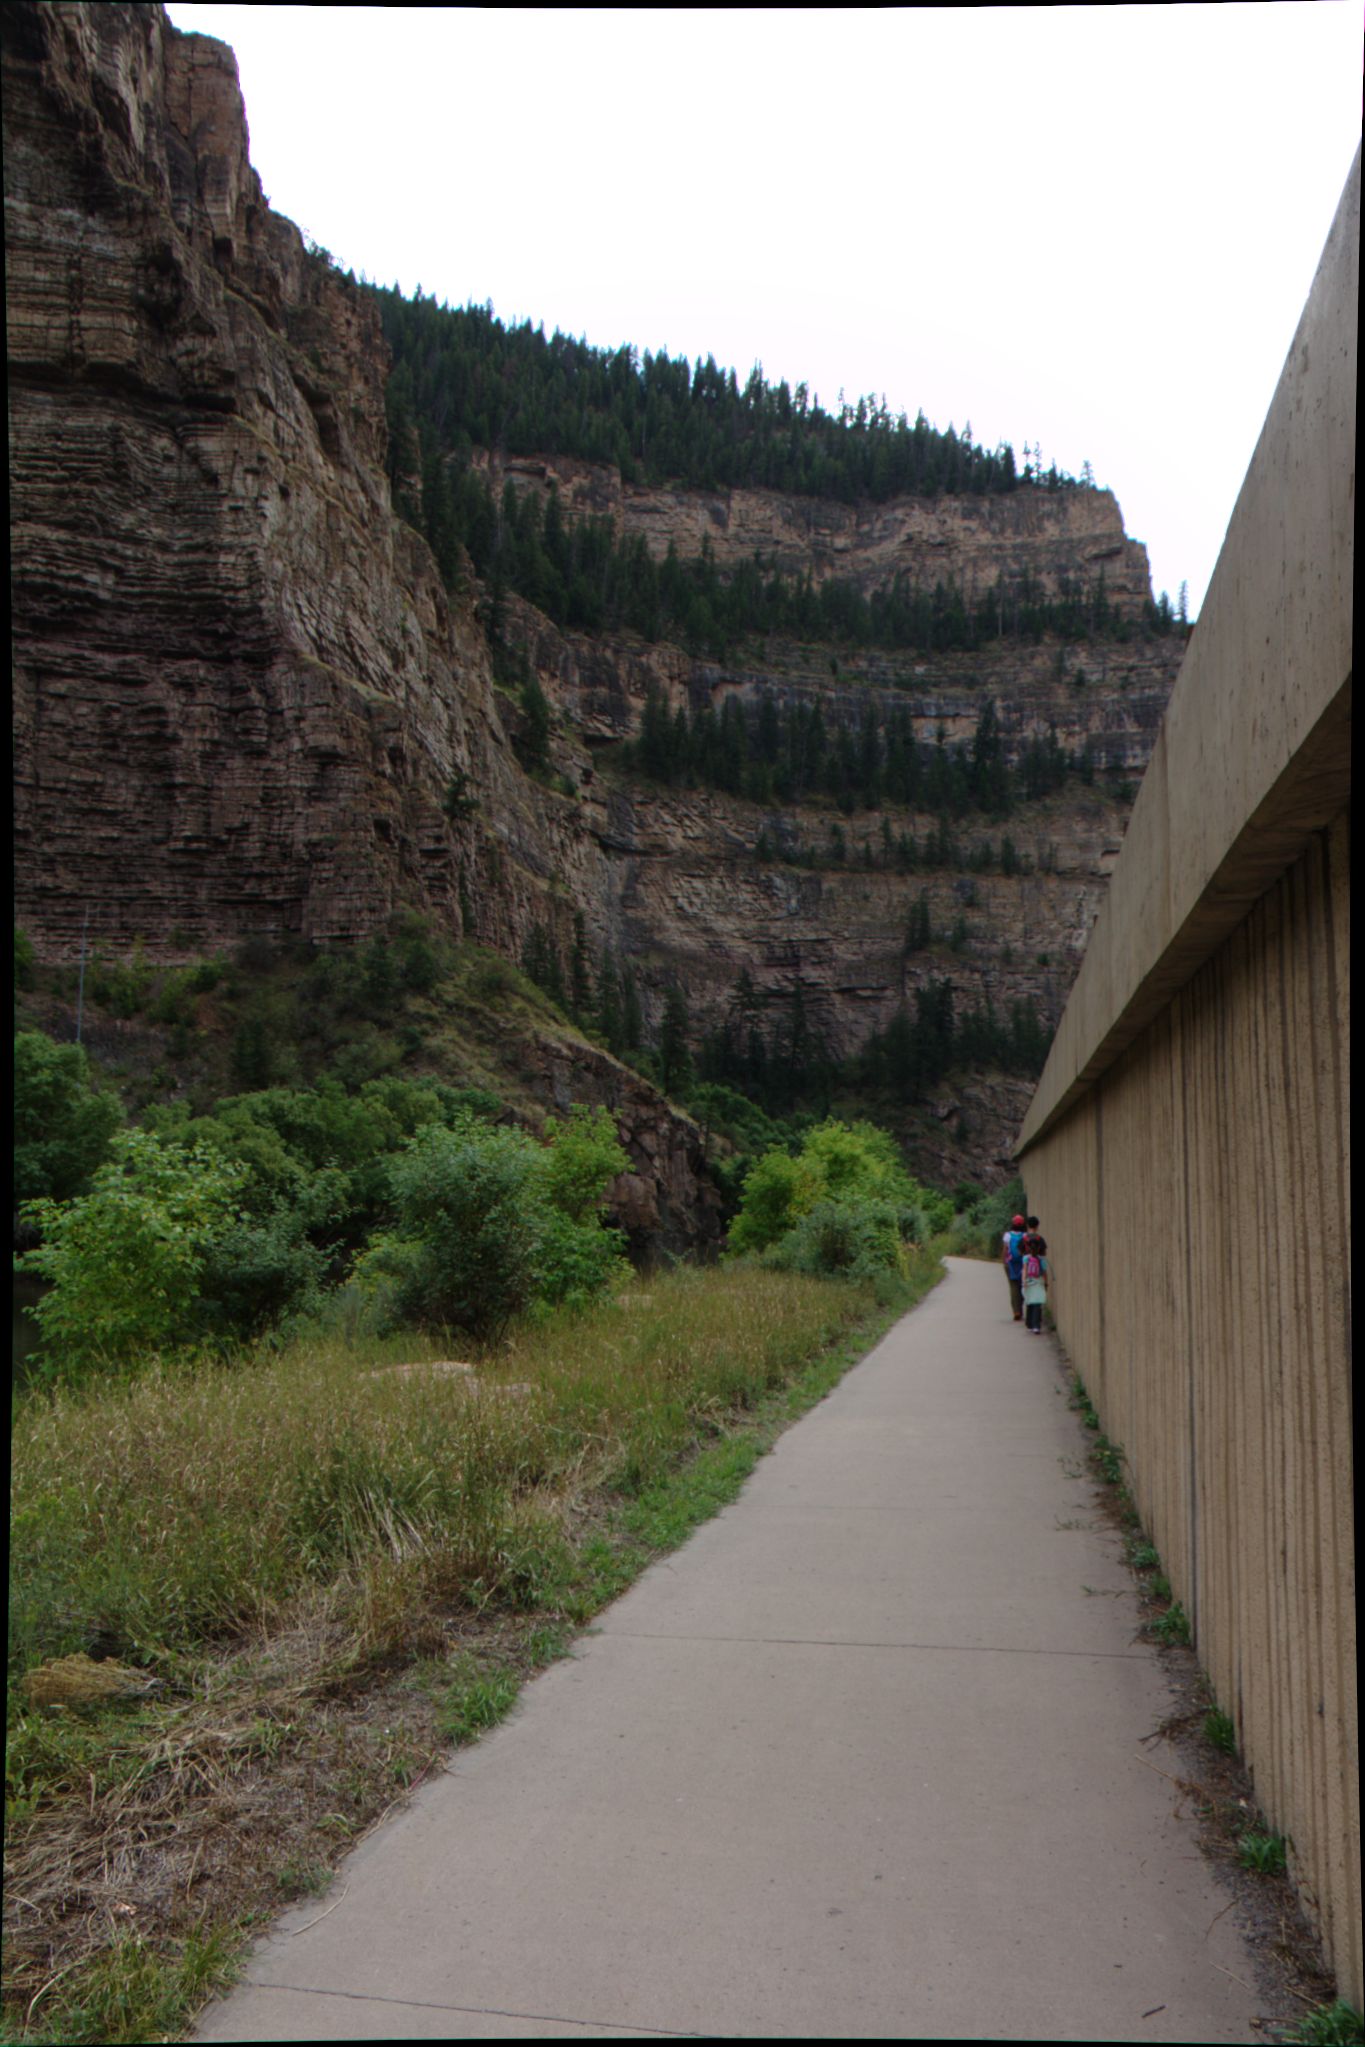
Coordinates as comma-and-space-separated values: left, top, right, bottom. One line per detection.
1177, 991, 1199, 1639
1094, 1092, 1105, 1397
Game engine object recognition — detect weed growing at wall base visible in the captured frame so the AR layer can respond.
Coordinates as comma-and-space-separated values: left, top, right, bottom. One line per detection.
1283, 2002, 1365, 2045
1203, 1707, 1237, 1755
1236, 1829, 1288, 1876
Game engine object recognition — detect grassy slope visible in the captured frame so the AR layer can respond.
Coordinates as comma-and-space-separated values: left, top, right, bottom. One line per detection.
14, 938, 613, 1126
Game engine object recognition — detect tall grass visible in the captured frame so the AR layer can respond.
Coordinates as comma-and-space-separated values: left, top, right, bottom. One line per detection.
9, 1269, 871, 1693
5, 1255, 942, 2044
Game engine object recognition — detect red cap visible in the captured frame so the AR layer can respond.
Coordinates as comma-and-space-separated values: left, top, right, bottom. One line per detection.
1011, 1215, 1025, 1227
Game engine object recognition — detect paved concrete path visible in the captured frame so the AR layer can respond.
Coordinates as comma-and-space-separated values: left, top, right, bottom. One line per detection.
198, 1259, 1263, 2042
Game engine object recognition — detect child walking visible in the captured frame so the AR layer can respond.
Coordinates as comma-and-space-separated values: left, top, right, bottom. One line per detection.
1021, 1224, 1049, 1333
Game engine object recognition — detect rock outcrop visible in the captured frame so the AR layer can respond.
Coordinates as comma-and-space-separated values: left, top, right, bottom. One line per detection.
479, 449, 1158, 618
8, 2, 505, 957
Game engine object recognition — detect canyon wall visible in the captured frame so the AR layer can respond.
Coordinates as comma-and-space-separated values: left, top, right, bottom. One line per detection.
8, 1, 503, 960
7, 2, 1185, 1194
479, 448, 1157, 616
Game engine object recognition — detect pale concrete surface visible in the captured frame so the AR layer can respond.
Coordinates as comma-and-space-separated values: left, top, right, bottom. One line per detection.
197, 1261, 1265, 2042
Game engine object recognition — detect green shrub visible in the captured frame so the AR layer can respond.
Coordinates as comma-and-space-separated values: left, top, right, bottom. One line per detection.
195, 1206, 331, 1338
147, 1076, 508, 1343
535, 1208, 631, 1312
800, 1119, 910, 1204
388, 1117, 549, 1338
14, 1030, 123, 1206
952, 1173, 1027, 1258
542, 1104, 629, 1221
371, 1106, 632, 1335
727, 1147, 821, 1254
728, 1118, 932, 1260
684, 1083, 800, 1157
344, 1231, 425, 1333
17, 1130, 245, 1376
87, 941, 155, 1019
766, 1198, 907, 1282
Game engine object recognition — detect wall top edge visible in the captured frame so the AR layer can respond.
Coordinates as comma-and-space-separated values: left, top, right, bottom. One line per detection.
1016, 148, 1358, 1156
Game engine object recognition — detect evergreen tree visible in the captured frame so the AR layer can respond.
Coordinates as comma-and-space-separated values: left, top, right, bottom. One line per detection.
659, 983, 693, 1096
517, 666, 552, 773
914, 979, 955, 1084
570, 912, 593, 1018
970, 701, 1012, 817
597, 948, 624, 1053
904, 890, 932, 952
639, 685, 674, 782
620, 961, 644, 1051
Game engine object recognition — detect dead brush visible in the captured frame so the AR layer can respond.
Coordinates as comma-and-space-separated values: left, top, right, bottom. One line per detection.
22, 1656, 162, 1711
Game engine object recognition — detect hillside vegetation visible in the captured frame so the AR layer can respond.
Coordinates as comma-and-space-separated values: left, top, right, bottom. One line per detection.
375, 292, 1189, 652
10, 926, 964, 2045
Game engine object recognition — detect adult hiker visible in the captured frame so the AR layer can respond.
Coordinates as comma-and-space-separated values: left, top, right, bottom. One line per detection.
1001, 1212, 1027, 1321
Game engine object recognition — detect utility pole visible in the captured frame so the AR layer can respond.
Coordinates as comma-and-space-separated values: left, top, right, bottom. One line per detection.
74, 907, 90, 1046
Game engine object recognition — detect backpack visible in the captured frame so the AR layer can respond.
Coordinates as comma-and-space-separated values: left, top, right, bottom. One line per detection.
1022, 1250, 1042, 1282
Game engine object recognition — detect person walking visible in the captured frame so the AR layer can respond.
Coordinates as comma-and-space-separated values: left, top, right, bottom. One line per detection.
1021, 1220, 1049, 1333
1001, 1212, 1027, 1321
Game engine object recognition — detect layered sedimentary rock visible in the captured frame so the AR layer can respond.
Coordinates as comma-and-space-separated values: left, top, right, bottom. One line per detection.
7, 1, 1185, 1200
480, 449, 1157, 616
8, 2, 504, 955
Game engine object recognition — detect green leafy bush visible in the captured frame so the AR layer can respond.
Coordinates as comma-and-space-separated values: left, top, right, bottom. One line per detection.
369, 1104, 631, 1337
195, 1206, 332, 1338
918, 1186, 954, 1234
14, 1030, 123, 1206
147, 956, 224, 1025
388, 1117, 549, 1338
541, 1103, 629, 1221
726, 1147, 821, 1254
724, 1117, 955, 1293
87, 941, 155, 1019
766, 1198, 908, 1281
799, 1119, 909, 1203
728, 1117, 937, 1261
17, 1130, 245, 1376
950, 1173, 1026, 1258
535, 1208, 631, 1312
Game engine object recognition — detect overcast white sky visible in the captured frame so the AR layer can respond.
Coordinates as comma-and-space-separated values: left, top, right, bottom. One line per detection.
165, 3, 1361, 618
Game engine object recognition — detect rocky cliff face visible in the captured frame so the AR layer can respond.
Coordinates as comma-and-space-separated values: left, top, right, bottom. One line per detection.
5, 0, 563, 964
4, 0, 720, 1245
479, 450, 1157, 618
6, 1, 1186, 1201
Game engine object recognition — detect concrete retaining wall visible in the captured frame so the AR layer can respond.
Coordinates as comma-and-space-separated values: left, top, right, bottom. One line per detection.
1016, 148, 1356, 2002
